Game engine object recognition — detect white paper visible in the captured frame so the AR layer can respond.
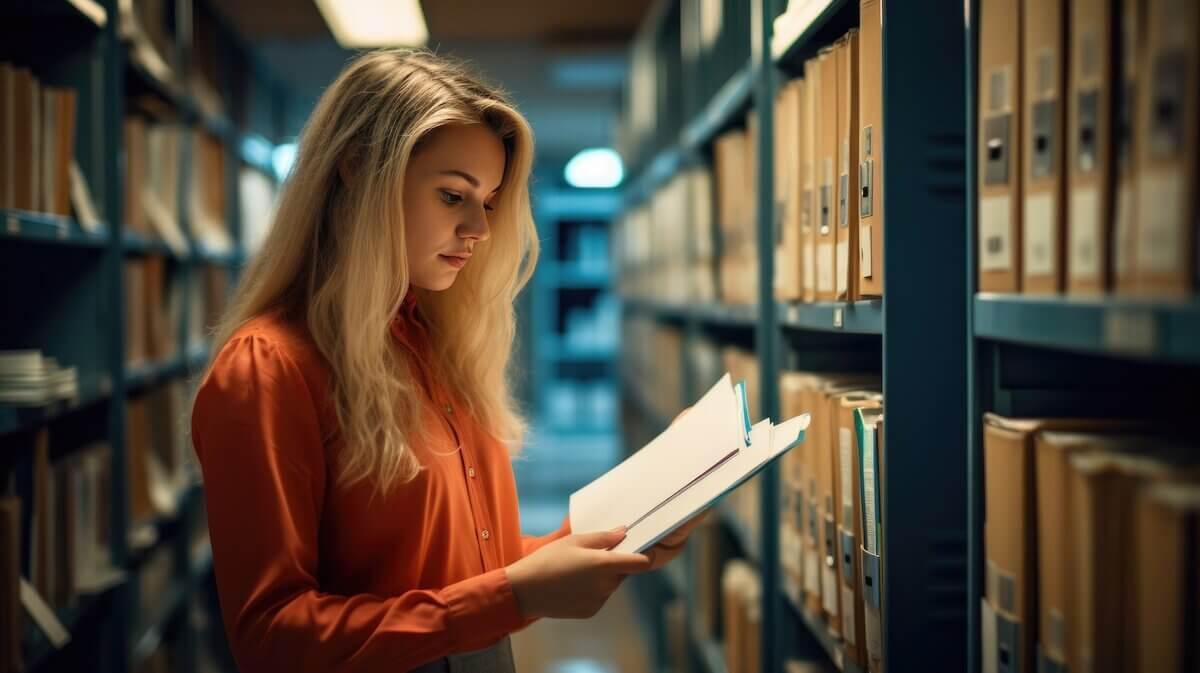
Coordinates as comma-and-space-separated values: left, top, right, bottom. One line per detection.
842, 585, 856, 644
979, 195, 1012, 272
1069, 187, 1101, 279
803, 240, 816, 292
21, 578, 70, 648
804, 546, 821, 597
981, 599, 998, 673
862, 426, 879, 555
1023, 192, 1056, 276
822, 565, 840, 617
839, 427, 854, 528
1135, 171, 1184, 273
817, 241, 835, 292
1114, 183, 1134, 275
836, 240, 849, 295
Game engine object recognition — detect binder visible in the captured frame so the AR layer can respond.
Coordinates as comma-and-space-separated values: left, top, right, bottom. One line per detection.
837, 31, 862, 302
1113, 0, 1144, 290
803, 57, 820, 302
858, 0, 885, 298
11, 67, 40, 212
816, 46, 839, 301
837, 393, 880, 667
0, 496, 19, 673
1133, 482, 1200, 673
978, 0, 1023, 292
1131, 0, 1198, 294
780, 373, 809, 604
1021, 0, 1066, 293
855, 406, 885, 673
1066, 0, 1116, 294
0, 63, 13, 209
776, 79, 805, 301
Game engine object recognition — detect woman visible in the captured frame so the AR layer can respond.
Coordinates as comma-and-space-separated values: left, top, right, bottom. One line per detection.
190, 49, 702, 673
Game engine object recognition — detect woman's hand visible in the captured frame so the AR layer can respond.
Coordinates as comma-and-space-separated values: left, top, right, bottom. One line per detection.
506, 528, 652, 620
643, 509, 710, 570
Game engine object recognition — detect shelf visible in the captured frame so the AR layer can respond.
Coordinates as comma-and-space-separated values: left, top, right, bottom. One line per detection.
124, 52, 186, 109
771, 0, 852, 63
974, 293, 1200, 364
1, 210, 109, 249
681, 62, 755, 153
193, 241, 240, 266
779, 300, 883, 335
0, 376, 112, 437
783, 591, 853, 672
661, 559, 688, 596
717, 502, 758, 564
25, 579, 126, 673
121, 230, 189, 260
622, 299, 758, 328
125, 356, 188, 392
132, 542, 213, 666
624, 146, 684, 208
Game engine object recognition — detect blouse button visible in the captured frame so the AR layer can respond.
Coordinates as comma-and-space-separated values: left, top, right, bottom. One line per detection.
468, 467, 477, 478
443, 404, 453, 414
480, 529, 491, 540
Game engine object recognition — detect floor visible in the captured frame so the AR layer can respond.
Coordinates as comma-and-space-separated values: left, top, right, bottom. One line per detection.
511, 582, 654, 673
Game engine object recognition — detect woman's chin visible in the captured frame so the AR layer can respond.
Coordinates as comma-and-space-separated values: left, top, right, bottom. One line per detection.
410, 274, 458, 292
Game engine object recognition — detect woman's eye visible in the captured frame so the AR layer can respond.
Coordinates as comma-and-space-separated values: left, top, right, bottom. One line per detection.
439, 190, 463, 206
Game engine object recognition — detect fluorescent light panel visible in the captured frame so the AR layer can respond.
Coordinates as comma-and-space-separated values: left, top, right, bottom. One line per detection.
313, 0, 428, 48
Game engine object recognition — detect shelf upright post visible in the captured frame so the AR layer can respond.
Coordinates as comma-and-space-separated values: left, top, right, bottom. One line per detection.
752, 0, 782, 670
964, 0, 983, 671
879, 0, 969, 670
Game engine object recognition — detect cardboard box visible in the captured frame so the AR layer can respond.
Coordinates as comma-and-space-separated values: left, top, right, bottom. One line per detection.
837, 30, 862, 302
803, 57, 820, 303
982, 415, 1126, 673
978, 0, 1023, 292
1021, 0, 1067, 293
816, 46, 839, 301
837, 393, 882, 667
858, 0, 884, 298
856, 407, 886, 673
1133, 482, 1200, 673
1131, 0, 1198, 295
1112, 0, 1143, 291
776, 79, 805, 301
1066, 0, 1117, 293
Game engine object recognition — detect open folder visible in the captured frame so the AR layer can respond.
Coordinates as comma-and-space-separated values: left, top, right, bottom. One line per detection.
570, 373, 812, 554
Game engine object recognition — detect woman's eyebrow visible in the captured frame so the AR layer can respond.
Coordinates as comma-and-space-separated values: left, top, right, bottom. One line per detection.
440, 169, 501, 194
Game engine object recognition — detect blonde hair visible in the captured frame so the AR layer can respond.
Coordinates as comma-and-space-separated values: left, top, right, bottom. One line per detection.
202, 49, 539, 493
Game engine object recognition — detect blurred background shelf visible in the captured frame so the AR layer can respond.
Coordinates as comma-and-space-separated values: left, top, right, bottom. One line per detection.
779, 300, 884, 335
2, 210, 109, 249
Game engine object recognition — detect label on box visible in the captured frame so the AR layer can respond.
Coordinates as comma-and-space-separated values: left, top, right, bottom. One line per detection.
979, 195, 1013, 271
1135, 172, 1184, 273
804, 545, 821, 596
1069, 187, 1101, 279
981, 599, 998, 673
1114, 183, 1135, 276
839, 427, 854, 528
1023, 192, 1056, 276
822, 566, 840, 616
865, 605, 883, 662
818, 241, 835, 292
842, 586, 857, 645
859, 224, 873, 278
836, 240, 849, 295
804, 240, 816, 292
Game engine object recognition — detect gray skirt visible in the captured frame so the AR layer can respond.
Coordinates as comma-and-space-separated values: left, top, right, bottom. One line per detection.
408, 636, 515, 673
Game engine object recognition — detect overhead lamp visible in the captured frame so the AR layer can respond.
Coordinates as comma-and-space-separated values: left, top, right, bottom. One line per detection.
564, 148, 624, 189
313, 0, 429, 48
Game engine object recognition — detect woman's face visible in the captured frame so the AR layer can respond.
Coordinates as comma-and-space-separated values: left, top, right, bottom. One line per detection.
402, 123, 505, 291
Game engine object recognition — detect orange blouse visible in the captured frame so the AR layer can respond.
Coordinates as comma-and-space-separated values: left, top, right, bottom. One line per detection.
190, 295, 570, 673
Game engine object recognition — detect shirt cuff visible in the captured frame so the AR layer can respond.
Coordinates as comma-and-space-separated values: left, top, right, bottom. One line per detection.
443, 567, 526, 649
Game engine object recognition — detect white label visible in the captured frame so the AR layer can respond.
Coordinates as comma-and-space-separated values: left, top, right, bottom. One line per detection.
839, 427, 854, 528
981, 599, 998, 673
804, 546, 821, 595
860, 223, 873, 278
6, 216, 17, 234
1103, 309, 1157, 354
818, 241, 835, 291
836, 240, 849, 295
1069, 187, 1101, 279
862, 428, 878, 554
1135, 172, 1184, 273
822, 566, 840, 617
1114, 182, 1135, 275
803, 240, 816, 292
842, 586, 857, 644
865, 605, 883, 662
1023, 192, 1056, 276
979, 195, 1013, 271
21, 578, 70, 647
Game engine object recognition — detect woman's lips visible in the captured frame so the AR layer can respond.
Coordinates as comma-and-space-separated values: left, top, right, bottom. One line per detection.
439, 254, 468, 269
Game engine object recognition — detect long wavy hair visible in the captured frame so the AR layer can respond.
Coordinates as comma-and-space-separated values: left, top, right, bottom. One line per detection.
200, 49, 539, 494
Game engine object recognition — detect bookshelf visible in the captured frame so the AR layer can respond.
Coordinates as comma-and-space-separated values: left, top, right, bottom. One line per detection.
617, 0, 967, 671
0, 1, 288, 671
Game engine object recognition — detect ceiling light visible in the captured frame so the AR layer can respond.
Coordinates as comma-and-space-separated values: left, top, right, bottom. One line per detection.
313, 0, 428, 48
564, 148, 624, 189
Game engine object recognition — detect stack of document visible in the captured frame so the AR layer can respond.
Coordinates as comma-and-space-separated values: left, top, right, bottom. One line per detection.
0, 351, 78, 406
571, 373, 811, 554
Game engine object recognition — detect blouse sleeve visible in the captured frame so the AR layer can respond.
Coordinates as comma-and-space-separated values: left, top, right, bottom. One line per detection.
191, 334, 526, 673
520, 515, 572, 557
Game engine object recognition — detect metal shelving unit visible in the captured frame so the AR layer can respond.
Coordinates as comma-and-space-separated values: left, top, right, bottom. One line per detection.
618, 0, 968, 670
0, 1, 289, 670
